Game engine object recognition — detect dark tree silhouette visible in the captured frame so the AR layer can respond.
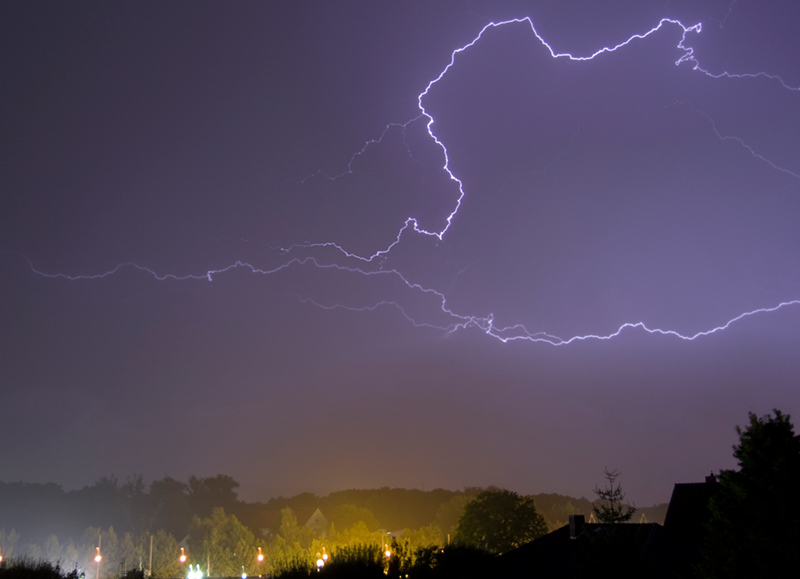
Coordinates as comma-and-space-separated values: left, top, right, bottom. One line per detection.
699, 409, 800, 579
592, 468, 635, 524
187, 475, 239, 518
453, 489, 547, 554
0, 558, 82, 579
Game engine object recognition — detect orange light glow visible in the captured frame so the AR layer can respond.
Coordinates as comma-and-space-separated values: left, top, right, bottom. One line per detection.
180, 547, 187, 563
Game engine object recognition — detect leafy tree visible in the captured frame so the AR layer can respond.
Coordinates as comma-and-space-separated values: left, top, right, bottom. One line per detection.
276, 508, 314, 550
139, 530, 181, 579
42, 537, 61, 565
61, 546, 79, 572
117, 533, 139, 574
0, 529, 21, 559
187, 476, 239, 520
71, 479, 126, 536
79, 527, 118, 579
118, 477, 147, 536
592, 469, 635, 524
263, 509, 316, 577
328, 505, 378, 533
545, 500, 582, 531
265, 535, 310, 579
396, 524, 440, 560
699, 409, 800, 579
39, 538, 79, 571
383, 524, 441, 575
328, 520, 386, 551
433, 495, 471, 542
190, 508, 257, 578
453, 489, 547, 554
148, 477, 191, 539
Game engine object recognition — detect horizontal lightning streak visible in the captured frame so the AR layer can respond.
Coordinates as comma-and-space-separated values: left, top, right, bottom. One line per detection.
13, 14, 800, 346
22, 253, 800, 346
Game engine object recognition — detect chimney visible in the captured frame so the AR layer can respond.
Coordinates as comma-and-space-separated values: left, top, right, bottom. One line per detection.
569, 515, 585, 539
705, 473, 717, 484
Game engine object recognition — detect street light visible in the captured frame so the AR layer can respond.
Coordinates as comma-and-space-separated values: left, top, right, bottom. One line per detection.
179, 548, 187, 564
383, 533, 391, 559
95, 544, 102, 579
256, 547, 263, 563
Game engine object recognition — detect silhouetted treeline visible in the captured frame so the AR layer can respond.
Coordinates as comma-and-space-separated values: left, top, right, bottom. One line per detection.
0, 475, 239, 546
0, 476, 667, 549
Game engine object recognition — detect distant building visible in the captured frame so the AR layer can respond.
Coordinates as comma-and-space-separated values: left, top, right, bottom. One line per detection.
304, 508, 329, 537
255, 507, 330, 538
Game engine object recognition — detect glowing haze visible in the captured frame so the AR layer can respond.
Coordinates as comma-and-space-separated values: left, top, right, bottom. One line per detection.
1, 0, 799, 505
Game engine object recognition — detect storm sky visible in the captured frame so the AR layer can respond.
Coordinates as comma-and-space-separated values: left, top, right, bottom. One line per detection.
2, 0, 799, 506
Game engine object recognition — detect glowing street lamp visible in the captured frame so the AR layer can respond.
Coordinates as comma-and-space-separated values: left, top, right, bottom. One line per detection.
95, 544, 102, 579
383, 533, 391, 559
256, 547, 263, 563
179, 548, 187, 564
241, 566, 247, 579
321, 548, 328, 563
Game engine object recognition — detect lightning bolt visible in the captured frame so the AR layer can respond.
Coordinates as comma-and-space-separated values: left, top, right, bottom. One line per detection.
11, 14, 800, 346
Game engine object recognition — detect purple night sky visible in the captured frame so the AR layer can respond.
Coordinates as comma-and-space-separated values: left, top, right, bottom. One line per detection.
2, 0, 799, 506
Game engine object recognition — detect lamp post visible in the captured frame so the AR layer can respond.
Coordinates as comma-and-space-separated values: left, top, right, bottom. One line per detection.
95, 534, 103, 579
383, 533, 391, 559
179, 548, 187, 564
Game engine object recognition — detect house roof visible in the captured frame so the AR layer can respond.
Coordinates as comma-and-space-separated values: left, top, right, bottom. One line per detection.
495, 476, 720, 578
663, 477, 720, 546
495, 522, 670, 578
305, 508, 329, 531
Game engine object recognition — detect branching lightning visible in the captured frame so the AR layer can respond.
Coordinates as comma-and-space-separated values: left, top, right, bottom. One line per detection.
13, 14, 800, 346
